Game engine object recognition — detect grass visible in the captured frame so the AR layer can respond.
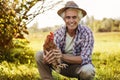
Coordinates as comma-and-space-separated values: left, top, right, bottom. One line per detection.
92, 32, 120, 80
93, 32, 120, 53
0, 32, 120, 80
27, 32, 120, 80
27, 32, 49, 52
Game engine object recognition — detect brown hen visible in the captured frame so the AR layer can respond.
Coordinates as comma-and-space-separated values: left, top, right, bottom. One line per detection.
43, 32, 67, 73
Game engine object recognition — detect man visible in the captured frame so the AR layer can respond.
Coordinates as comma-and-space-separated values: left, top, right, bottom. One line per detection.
35, 1, 95, 80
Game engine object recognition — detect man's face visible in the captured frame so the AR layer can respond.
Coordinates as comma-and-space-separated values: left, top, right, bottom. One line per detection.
64, 9, 80, 30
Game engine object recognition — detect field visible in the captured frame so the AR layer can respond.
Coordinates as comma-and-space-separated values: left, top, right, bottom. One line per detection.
0, 32, 120, 80
92, 32, 120, 80
27, 32, 120, 80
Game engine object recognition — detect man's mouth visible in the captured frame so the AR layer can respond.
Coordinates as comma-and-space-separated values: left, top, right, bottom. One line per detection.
70, 23, 74, 26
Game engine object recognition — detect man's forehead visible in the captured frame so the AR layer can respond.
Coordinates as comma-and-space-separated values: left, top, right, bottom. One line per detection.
65, 10, 78, 16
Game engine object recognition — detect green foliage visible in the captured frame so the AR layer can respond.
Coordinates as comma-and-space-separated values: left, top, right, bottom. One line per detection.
0, 0, 16, 54
0, 39, 35, 64
0, 32, 120, 80
0, 0, 63, 61
0, 0, 39, 55
28, 22, 60, 33
92, 52, 120, 80
0, 52, 120, 80
0, 61, 39, 80
86, 16, 120, 32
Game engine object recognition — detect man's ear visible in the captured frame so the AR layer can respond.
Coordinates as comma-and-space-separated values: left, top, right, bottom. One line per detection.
78, 18, 81, 22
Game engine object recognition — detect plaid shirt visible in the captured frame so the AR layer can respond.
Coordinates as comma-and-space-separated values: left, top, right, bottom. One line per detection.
54, 24, 94, 65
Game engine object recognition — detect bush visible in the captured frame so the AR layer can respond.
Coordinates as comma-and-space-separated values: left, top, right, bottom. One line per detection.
0, 39, 35, 64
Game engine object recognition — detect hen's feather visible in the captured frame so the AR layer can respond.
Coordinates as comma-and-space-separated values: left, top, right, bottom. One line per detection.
43, 32, 57, 54
43, 32, 67, 73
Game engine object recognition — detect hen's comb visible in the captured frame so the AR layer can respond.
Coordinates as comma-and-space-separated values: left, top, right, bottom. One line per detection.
47, 32, 54, 40
50, 32, 54, 36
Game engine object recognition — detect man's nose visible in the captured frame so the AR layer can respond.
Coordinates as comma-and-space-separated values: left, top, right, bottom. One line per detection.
69, 18, 74, 23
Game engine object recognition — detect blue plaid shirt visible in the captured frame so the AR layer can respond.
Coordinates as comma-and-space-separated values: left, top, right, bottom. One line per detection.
54, 24, 94, 65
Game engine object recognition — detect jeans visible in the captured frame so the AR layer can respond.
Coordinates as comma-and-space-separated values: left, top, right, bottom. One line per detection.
35, 51, 95, 80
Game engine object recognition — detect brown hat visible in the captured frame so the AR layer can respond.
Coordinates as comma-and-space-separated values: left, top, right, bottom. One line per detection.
57, 1, 87, 17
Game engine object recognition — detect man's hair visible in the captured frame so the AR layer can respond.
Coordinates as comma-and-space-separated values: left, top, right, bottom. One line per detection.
60, 8, 83, 19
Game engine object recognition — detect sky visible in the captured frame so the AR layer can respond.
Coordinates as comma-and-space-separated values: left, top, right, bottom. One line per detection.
27, 0, 120, 28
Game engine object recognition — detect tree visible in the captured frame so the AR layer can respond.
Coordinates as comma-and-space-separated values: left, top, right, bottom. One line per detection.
113, 19, 120, 31
0, 0, 63, 57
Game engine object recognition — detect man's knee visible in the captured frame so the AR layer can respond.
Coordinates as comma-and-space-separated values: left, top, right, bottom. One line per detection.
35, 51, 43, 62
78, 64, 95, 80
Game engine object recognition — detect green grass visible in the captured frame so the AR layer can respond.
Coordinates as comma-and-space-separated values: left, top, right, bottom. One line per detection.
93, 32, 120, 53
27, 32, 120, 80
0, 32, 120, 80
27, 32, 49, 52
93, 32, 120, 80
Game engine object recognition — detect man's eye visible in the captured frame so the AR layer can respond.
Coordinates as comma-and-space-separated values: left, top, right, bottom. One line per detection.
65, 16, 77, 19
72, 16, 77, 19
65, 16, 70, 19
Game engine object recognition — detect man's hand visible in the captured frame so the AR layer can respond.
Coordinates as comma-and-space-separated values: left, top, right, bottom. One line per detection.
43, 50, 55, 64
52, 49, 62, 59
43, 49, 62, 64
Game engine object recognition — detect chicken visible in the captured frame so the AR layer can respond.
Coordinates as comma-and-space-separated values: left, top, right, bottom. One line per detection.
43, 32, 67, 73
43, 32, 57, 53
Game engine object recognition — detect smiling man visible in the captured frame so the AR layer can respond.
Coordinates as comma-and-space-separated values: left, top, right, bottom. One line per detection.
35, 1, 95, 80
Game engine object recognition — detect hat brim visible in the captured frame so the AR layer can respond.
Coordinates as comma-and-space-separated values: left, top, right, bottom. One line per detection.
57, 7, 87, 17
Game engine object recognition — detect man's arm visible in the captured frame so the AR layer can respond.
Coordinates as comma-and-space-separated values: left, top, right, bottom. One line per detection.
62, 54, 83, 64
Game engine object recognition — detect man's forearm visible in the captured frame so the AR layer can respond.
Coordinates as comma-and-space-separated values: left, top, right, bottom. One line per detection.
62, 54, 83, 64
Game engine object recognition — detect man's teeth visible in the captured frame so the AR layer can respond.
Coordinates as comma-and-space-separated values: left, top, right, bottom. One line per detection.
70, 24, 74, 26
